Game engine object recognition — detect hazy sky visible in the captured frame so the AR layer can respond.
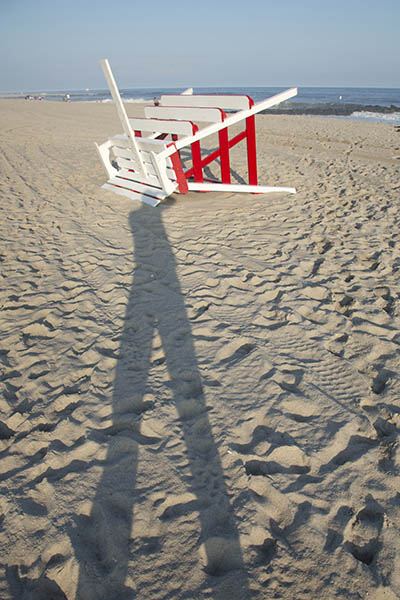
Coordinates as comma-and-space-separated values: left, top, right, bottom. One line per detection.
1, 0, 399, 91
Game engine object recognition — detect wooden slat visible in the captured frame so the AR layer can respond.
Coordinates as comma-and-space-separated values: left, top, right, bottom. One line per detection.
160, 94, 253, 110
118, 163, 177, 186
129, 118, 195, 136
102, 183, 161, 207
112, 145, 138, 160
145, 106, 225, 123
116, 165, 176, 189
111, 134, 169, 151
107, 175, 175, 199
115, 156, 136, 170
111, 144, 173, 169
116, 156, 176, 180
136, 137, 174, 154
110, 134, 132, 148
188, 182, 296, 194
112, 145, 150, 165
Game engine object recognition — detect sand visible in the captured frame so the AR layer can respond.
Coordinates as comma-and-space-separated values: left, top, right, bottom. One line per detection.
0, 99, 399, 600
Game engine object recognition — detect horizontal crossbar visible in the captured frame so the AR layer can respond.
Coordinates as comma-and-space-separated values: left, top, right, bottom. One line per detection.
187, 183, 296, 194
145, 106, 226, 123
160, 94, 253, 110
129, 117, 197, 136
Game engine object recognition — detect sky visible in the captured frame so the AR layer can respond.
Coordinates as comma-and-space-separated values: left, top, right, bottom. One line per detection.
0, 0, 399, 92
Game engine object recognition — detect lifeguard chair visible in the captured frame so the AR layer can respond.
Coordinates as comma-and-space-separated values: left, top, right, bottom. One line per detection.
96, 60, 297, 207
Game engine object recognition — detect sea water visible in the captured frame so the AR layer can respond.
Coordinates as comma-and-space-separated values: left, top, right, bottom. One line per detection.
2, 87, 400, 124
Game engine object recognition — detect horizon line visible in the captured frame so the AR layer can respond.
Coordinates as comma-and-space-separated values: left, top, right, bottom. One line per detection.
1, 84, 400, 95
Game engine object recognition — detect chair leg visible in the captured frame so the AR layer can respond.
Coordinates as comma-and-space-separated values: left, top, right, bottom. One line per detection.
168, 147, 189, 193
191, 141, 203, 182
246, 115, 257, 185
218, 128, 231, 184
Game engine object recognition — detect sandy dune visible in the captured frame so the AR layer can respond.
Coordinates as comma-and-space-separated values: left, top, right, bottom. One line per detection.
0, 99, 399, 599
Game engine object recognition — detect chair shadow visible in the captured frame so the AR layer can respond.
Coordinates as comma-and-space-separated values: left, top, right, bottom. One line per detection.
71, 203, 252, 599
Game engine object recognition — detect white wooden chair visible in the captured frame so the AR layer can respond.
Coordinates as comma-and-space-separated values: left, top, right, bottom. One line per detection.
96, 59, 297, 207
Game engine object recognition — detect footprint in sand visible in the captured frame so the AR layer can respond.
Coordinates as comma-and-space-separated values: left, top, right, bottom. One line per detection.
324, 332, 349, 357
215, 338, 256, 366
199, 536, 243, 575
246, 527, 277, 565
272, 366, 304, 392
359, 250, 381, 272
373, 286, 395, 314
303, 285, 330, 302
343, 497, 384, 566
6, 566, 68, 600
232, 418, 310, 477
0, 420, 15, 440
280, 396, 318, 423
21, 322, 56, 346
371, 369, 392, 394
324, 504, 354, 553
244, 445, 310, 476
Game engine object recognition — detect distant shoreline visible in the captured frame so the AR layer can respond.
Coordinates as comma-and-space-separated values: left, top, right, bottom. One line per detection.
1, 87, 400, 124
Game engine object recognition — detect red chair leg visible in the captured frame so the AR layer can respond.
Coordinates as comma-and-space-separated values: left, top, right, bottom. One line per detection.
218, 127, 231, 184
246, 115, 257, 185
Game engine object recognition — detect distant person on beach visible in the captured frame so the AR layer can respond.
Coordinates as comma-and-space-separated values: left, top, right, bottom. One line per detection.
153, 97, 159, 106
63, 93, 70, 102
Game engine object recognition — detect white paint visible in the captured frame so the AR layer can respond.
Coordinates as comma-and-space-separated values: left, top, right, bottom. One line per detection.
100, 59, 146, 176
160, 94, 252, 110
187, 183, 296, 194
150, 152, 177, 195
145, 106, 225, 123
102, 183, 161, 207
108, 175, 171, 198
95, 141, 118, 179
115, 156, 176, 181
129, 118, 195, 136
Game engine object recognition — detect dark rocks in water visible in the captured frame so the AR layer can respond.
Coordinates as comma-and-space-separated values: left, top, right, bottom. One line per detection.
261, 103, 400, 117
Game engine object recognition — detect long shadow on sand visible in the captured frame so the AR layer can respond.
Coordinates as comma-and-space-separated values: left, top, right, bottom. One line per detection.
72, 203, 252, 599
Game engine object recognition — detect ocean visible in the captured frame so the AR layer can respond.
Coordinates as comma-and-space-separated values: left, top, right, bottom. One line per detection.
2, 86, 400, 125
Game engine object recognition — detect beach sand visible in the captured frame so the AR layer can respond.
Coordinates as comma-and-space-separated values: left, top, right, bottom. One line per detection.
0, 99, 399, 600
